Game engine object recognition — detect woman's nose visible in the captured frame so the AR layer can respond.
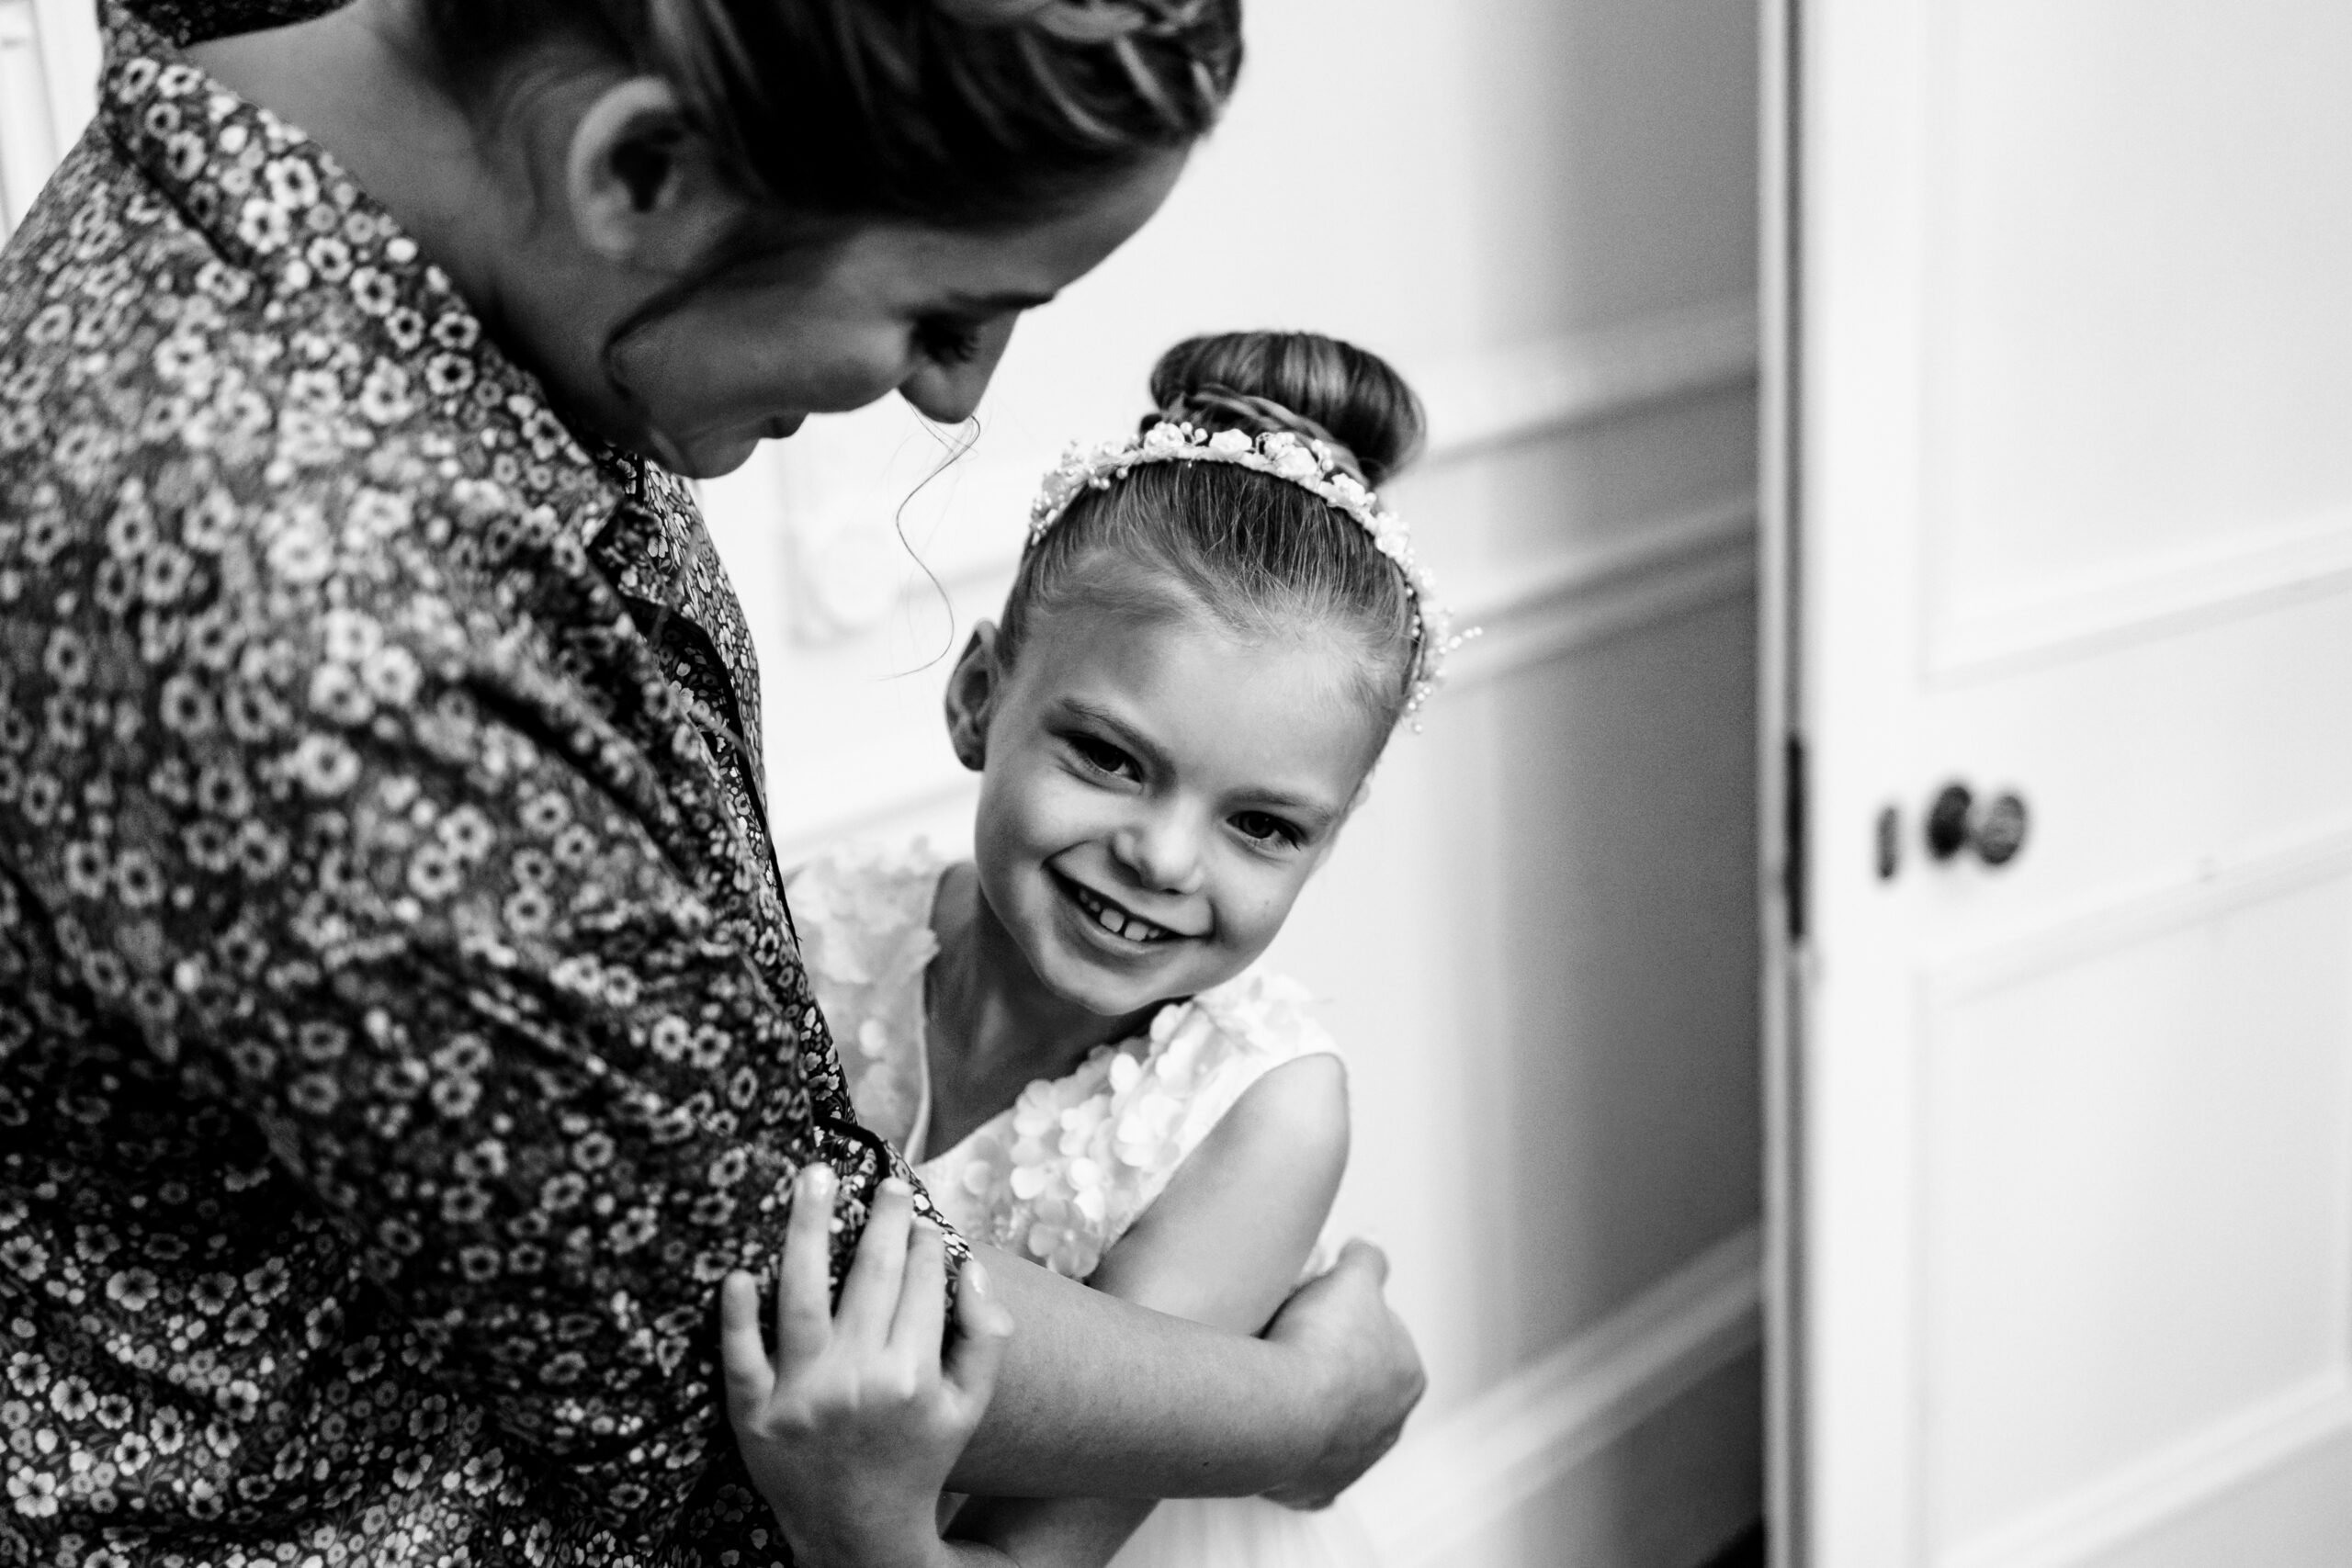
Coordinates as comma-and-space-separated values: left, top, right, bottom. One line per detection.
899, 318, 1018, 423
1112, 814, 1205, 896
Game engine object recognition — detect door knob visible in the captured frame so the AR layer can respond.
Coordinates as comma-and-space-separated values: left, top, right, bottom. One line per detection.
1925, 783, 2029, 867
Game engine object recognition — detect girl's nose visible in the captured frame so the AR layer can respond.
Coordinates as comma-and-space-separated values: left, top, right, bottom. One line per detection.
1112, 815, 1205, 896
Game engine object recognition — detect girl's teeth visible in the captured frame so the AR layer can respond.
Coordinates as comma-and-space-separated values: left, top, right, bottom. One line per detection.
1077, 886, 1164, 942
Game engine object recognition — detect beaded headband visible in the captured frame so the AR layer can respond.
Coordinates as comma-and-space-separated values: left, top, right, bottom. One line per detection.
1024, 406, 1475, 723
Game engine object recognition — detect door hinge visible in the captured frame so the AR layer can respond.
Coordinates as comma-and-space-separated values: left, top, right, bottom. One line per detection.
1783, 732, 1807, 942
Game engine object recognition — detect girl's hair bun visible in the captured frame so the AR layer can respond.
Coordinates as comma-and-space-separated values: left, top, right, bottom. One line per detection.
1148, 333, 1426, 489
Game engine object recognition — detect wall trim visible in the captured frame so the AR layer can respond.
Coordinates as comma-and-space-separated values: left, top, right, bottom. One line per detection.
780, 296, 1761, 643
1418, 295, 1761, 466
1449, 494, 1759, 688
1357, 1224, 1766, 1568
0, 0, 55, 239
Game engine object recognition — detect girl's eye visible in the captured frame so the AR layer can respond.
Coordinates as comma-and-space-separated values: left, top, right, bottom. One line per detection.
1068, 735, 1138, 780
1231, 811, 1301, 849
915, 317, 984, 367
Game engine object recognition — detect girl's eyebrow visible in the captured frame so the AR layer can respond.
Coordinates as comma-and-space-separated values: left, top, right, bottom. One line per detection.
1059, 698, 1343, 829
1239, 787, 1340, 834
1058, 698, 1171, 773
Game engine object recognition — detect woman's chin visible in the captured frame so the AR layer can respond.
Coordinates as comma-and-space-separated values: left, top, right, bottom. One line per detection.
659, 431, 763, 479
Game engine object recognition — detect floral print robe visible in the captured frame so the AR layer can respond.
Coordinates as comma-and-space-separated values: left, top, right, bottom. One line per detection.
0, 4, 957, 1564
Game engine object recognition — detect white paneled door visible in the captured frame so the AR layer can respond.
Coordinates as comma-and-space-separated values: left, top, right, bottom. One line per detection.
1768, 3, 2352, 1566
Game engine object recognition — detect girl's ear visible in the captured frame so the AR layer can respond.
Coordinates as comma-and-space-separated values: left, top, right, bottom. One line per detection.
944, 624, 1003, 772
565, 76, 745, 272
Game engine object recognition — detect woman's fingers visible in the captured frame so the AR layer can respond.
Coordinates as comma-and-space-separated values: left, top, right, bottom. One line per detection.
775, 1163, 840, 1376
718, 1269, 775, 1423
943, 1259, 1013, 1416
1329, 1235, 1392, 1286
890, 1221, 948, 1356
835, 1177, 915, 1343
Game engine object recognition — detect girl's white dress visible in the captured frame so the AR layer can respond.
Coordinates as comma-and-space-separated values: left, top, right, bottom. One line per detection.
788, 840, 1385, 1568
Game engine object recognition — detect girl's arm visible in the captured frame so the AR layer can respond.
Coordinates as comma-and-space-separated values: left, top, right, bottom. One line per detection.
724, 1057, 1411, 1563
946, 1053, 1354, 1568
946, 1225, 1415, 1505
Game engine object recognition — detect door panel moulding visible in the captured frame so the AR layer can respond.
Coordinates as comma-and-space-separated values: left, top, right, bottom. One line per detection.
1907, 821, 2352, 1568
1355, 1224, 1765, 1568
1923, 814, 2352, 1005
1924, 506, 2352, 686
778, 296, 1763, 645
1935, 1375, 2352, 1568
767, 491, 1760, 863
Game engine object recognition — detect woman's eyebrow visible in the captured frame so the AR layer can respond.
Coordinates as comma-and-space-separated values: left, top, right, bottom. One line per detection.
939, 287, 1058, 312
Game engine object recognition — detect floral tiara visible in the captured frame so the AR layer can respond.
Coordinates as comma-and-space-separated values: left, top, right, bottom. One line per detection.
1025, 416, 1476, 723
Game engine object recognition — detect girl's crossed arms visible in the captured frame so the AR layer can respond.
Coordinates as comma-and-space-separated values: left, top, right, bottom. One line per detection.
725, 1145, 1366, 1568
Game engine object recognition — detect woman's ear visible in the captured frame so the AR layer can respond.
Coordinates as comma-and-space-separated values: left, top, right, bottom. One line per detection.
944, 624, 1003, 772
565, 76, 744, 272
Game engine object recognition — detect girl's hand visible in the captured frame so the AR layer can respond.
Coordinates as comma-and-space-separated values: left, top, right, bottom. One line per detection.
722, 1165, 1014, 1568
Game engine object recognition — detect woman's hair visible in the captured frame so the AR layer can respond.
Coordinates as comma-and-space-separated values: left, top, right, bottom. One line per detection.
423, 0, 1242, 229
999, 331, 1429, 729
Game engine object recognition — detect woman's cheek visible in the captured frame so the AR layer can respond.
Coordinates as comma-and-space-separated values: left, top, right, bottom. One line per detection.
803, 319, 921, 412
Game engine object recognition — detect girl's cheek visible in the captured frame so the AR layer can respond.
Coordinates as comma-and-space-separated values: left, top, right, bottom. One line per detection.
1244, 872, 1310, 937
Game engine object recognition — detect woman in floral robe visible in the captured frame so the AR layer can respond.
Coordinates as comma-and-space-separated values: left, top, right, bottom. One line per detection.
0, 4, 1424, 1565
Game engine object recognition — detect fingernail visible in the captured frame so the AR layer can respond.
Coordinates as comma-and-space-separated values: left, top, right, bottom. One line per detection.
879, 1177, 911, 1200
964, 1261, 989, 1297
803, 1164, 835, 1194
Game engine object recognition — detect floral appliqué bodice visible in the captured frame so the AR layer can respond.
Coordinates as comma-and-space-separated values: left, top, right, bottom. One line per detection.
790, 840, 1338, 1280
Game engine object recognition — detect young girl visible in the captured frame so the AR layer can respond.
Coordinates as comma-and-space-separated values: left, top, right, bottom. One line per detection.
724, 331, 1461, 1567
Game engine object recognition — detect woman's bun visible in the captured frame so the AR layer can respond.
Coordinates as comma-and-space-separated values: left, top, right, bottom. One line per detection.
1148, 333, 1426, 488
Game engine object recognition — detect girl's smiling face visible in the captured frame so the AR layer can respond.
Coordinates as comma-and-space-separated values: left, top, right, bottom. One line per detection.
948, 561, 1390, 1020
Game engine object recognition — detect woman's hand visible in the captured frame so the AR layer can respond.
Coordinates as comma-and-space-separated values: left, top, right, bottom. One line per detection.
1257, 1240, 1426, 1509
721, 1165, 1014, 1568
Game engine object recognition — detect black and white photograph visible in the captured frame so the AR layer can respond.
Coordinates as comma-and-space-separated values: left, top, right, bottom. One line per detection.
0, 3, 2343, 1566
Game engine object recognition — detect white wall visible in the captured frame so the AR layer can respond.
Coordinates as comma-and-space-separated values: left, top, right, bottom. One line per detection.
0, 0, 98, 239
705, 3, 1767, 1563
